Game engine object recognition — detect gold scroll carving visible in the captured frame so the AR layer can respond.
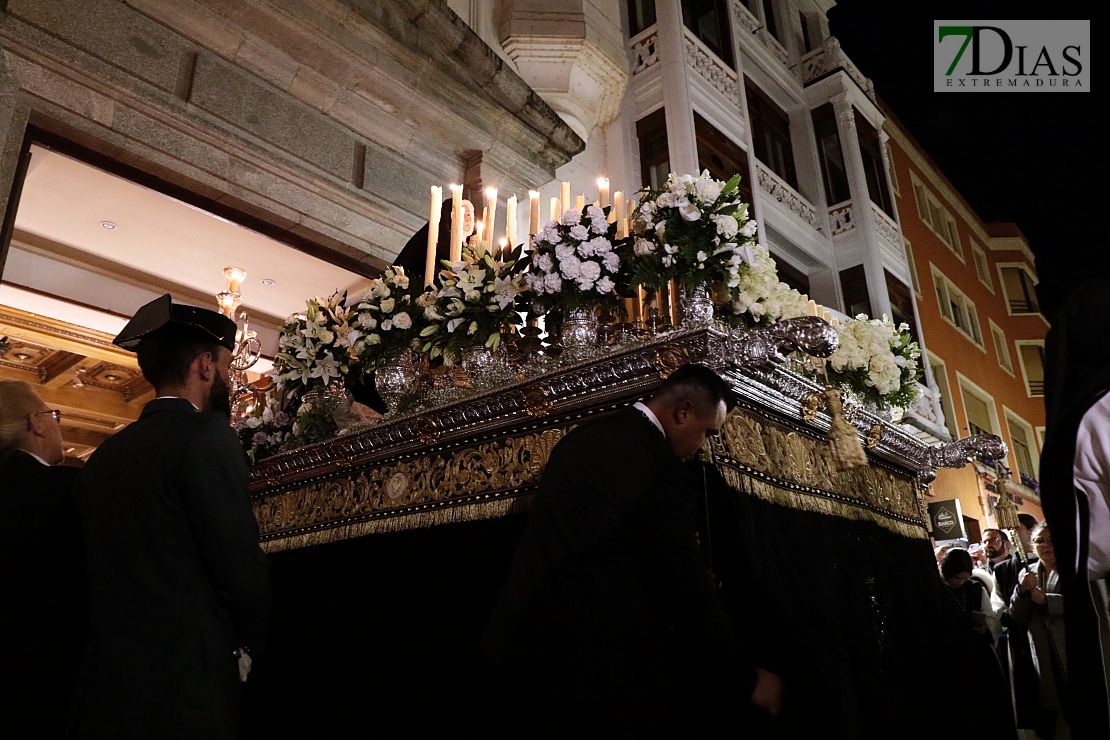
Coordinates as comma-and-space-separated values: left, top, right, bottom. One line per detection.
714, 407, 927, 539
254, 427, 568, 552
253, 404, 926, 552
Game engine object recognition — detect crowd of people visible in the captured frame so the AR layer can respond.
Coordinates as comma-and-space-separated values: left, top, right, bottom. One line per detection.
936, 520, 1070, 739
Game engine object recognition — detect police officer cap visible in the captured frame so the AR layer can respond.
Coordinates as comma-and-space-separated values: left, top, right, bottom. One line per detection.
113, 294, 237, 351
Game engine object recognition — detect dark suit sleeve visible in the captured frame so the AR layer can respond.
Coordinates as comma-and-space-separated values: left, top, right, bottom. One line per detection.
631, 463, 759, 698
181, 420, 272, 653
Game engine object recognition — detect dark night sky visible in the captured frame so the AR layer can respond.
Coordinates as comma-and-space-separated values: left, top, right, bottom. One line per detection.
825, 1, 1103, 321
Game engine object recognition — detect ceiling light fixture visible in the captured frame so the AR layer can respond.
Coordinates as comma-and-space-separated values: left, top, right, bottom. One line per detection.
260, 279, 276, 286
13, 352, 31, 361
101, 221, 117, 229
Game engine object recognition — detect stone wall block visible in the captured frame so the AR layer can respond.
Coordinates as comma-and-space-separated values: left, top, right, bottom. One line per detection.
233, 37, 299, 90
189, 53, 353, 181
4, 53, 117, 128
10, 0, 189, 94
361, 139, 436, 212
289, 68, 341, 114
126, 0, 246, 59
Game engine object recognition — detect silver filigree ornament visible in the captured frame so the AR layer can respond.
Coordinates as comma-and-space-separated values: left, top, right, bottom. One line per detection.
727, 316, 839, 369
917, 434, 1008, 484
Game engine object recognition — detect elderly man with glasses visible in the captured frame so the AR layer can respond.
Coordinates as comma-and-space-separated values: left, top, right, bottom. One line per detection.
0, 380, 85, 739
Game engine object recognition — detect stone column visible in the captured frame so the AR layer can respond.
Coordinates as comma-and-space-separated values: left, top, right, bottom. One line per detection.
831, 93, 890, 320
654, 0, 698, 176
0, 56, 30, 280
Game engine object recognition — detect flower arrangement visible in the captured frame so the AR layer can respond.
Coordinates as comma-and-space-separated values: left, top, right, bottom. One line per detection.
826, 315, 922, 409
524, 205, 624, 311
349, 266, 428, 366
421, 245, 527, 363
236, 390, 293, 465
271, 290, 366, 391
719, 243, 810, 328
630, 171, 757, 292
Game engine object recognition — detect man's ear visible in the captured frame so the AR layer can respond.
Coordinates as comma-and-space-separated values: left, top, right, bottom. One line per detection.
673, 399, 694, 423
193, 351, 217, 384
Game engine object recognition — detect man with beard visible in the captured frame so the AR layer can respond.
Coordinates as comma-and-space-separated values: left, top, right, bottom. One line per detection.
73, 295, 271, 739
984, 528, 1020, 602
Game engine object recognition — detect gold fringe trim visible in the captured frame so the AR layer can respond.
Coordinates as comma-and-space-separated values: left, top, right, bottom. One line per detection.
259, 494, 536, 553
718, 465, 928, 540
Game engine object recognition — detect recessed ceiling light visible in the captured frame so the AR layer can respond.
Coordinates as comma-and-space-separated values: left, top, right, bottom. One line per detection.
260, 279, 276, 286
101, 221, 117, 229
104, 373, 121, 381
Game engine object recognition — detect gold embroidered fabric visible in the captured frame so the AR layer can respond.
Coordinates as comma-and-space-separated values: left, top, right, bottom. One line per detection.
253, 406, 927, 552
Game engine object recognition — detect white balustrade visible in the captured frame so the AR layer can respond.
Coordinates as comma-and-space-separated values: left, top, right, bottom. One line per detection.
800, 37, 876, 102
755, 161, 818, 227
630, 29, 659, 75
683, 32, 740, 106
870, 203, 901, 248
828, 201, 855, 235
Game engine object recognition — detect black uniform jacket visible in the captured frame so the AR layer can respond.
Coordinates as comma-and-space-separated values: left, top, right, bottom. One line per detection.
0, 451, 84, 737
482, 407, 756, 730
73, 398, 271, 739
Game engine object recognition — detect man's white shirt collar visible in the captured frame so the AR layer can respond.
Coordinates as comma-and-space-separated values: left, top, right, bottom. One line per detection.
156, 395, 200, 411
633, 402, 666, 439
23, 451, 51, 466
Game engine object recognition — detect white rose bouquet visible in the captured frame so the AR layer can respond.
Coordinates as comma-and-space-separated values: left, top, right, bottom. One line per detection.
827, 315, 922, 409
349, 266, 429, 366
421, 245, 527, 363
721, 243, 810, 328
630, 170, 758, 293
524, 204, 625, 311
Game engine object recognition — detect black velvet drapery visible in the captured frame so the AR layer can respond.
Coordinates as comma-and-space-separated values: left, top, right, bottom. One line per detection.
242, 469, 963, 738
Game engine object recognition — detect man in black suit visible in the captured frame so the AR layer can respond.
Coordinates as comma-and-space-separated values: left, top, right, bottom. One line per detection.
984, 528, 1021, 602
483, 364, 782, 737
0, 380, 84, 738
73, 295, 271, 739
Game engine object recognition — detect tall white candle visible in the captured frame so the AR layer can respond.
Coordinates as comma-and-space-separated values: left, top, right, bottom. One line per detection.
575, 194, 585, 212
475, 220, 485, 254
528, 190, 540, 236
505, 194, 517, 248
560, 181, 571, 214
485, 187, 498, 254
449, 184, 463, 262
550, 196, 559, 222
425, 185, 442, 288
611, 191, 624, 225
597, 177, 610, 208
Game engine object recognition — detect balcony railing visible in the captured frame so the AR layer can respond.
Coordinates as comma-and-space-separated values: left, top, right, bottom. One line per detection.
729, 0, 789, 66
755, 161, 818, 227
683, 31, 740, 106
870, 203, 900, 248
630, 27, 659, 75
1009, 299, 1041, 314
800, 36, 876, 103
828, 201, 854, 236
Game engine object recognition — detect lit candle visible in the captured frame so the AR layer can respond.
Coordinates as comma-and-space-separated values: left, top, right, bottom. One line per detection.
505, 194, 517, 248
597, 177, 610, 208
611, 191, 623, 224
450, 184, 463, 262
485, 187, 498, 253
560, 181, 571, 214
475, 220, 485, 253
528, 190, 540, 238
425, 185, 442, 288
550, 196, 559, 222
498, 237, 509, 261
575, 194, 585, 212
224, 267, 246, 295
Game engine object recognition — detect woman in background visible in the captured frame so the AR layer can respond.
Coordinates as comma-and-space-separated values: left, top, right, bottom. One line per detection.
1011, 524, 1070, 739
